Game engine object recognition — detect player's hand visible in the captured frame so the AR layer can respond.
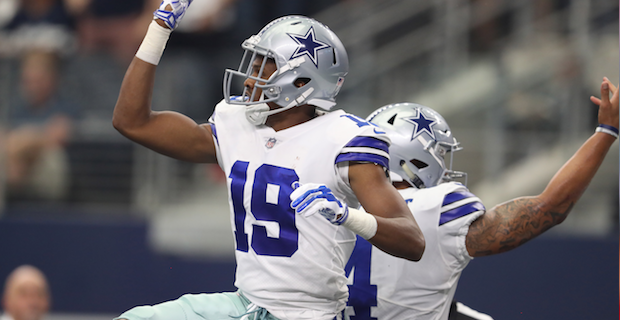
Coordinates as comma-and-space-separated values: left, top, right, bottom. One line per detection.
590, 77, 619, 129
153, 0, 192, 30
290, 183, 349, 225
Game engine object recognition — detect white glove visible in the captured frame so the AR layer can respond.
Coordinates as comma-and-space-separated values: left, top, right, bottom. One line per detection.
290, 183, 349, 225
154, 0, 193, 30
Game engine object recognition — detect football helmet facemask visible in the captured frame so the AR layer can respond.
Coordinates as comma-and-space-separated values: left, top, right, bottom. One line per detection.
367, 102, 467, 188
223, 15, 349, 125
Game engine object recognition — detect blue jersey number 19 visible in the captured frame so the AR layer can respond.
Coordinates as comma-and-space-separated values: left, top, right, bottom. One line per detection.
229, 161, 300, 257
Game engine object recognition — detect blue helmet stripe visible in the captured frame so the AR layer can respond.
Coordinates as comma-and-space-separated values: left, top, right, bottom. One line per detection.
336, 153, 389, 169
439, 201, 485, 226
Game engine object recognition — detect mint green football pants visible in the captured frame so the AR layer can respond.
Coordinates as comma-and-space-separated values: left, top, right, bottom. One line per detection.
114, 291, 279, 320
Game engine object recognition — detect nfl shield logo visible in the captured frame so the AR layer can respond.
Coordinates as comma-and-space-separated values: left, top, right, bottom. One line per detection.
266, 137, 277, 149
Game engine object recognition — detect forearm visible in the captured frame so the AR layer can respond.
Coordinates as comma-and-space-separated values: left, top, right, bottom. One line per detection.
112, 57, 157, 134
467, 196, 557, 256
467, 132, 615, 257
347, 163, 425, 261
538, 132, 615, 214
369, 215, 425, 261
113, 10, 172, 133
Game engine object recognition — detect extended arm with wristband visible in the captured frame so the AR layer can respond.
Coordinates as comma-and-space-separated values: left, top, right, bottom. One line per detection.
113, 0, 218, 164
466, 77, 619, 257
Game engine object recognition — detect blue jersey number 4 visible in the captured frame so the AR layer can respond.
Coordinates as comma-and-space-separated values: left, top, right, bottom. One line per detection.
345, 235, 378, 320
229, 161, 300, 257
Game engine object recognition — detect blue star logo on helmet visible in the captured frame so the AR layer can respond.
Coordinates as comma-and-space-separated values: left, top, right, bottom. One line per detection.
404, 111, 437, 141
288, 26, 330, 68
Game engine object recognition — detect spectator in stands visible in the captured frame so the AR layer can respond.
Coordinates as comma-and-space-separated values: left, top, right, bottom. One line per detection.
0, 265, 50, 320
6, 49, 79, 203
65, 0, 146, 64
0, 0, 76, 57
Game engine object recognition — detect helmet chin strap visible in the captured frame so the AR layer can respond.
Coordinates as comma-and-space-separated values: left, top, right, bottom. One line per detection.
245, 102, 271, 125
244, 88, 315, 126
243, 91, 269, 125
400, 160, 426, 189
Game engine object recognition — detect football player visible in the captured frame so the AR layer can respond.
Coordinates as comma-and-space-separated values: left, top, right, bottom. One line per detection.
344, 78, 618, 320
111, 1, 425, 320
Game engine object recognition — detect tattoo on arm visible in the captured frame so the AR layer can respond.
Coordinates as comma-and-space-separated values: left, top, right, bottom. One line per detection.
466, 197, 574, 257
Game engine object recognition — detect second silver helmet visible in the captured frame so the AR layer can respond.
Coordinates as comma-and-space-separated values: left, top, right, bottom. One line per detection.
367, 102, 466, 188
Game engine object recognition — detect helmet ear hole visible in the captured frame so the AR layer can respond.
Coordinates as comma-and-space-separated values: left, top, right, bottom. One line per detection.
294, 77, 311, 88
410, 159, 428, 169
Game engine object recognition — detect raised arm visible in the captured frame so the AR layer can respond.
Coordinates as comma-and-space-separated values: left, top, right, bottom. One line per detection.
112, 0, 218, 163
349, 162, 426, 261
466, 78, 619, 257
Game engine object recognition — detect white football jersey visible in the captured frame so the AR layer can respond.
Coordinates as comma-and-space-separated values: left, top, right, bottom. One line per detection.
344, 182, 486, 320
209, 100, 391, 320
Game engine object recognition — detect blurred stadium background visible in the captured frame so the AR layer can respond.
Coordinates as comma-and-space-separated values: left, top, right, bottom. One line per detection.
0, 0, 617, 319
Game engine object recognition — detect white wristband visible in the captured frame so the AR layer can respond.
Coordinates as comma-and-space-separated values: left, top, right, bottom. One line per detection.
595, 125, 619, 139
342, 207, 378, 240
135, 20, 172, 65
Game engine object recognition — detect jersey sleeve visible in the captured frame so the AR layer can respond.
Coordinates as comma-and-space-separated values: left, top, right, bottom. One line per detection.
207, 101, 221, 148
332, 114, 391, 208
208, 122, 218, 147
438, 184, 486, 268
207, 99, 232, 168
440, 189, 486, 226
334, 121, 391, 169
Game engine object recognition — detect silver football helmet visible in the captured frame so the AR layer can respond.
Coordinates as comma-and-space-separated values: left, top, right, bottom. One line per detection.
223, 15, 349, 125
367, 102, 467, 188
